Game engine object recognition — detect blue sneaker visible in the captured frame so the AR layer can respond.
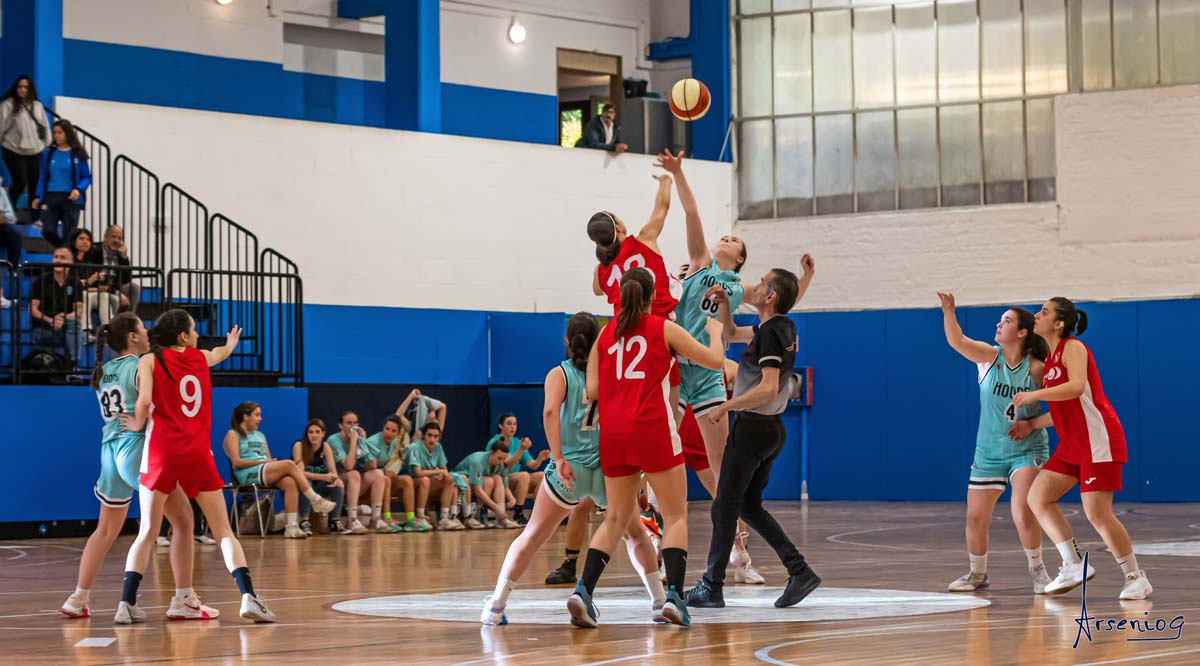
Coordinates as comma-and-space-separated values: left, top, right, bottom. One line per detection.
566, 584, 599, 628
660, 586, 691, 626
480, 595, 507, 626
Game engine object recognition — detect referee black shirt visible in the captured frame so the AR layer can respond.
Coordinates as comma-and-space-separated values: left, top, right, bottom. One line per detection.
731, 315, 797, 416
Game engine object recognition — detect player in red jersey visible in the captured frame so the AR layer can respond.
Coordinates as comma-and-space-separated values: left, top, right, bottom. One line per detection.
565, 268, 725, 628
1010, 297, 1152, 600
116, 309, 277, 624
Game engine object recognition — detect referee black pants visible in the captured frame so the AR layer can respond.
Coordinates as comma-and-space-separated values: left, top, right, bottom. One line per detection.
703, 411, 807, 587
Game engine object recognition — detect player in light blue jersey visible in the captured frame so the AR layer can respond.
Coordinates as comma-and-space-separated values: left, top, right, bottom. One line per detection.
482, 313, 666, 626
655, 149, 770, 584
62, 313, 216, 621
938, 292, 1053, 594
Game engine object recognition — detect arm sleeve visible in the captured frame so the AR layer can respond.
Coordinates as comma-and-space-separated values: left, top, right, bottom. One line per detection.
757, 327, 789, 369
435, 447, 448, 468
429, 397, 446, 411
76, 158, 93, 192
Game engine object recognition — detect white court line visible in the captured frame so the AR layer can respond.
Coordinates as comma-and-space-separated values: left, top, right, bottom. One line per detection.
579, 640, 753, 666
74, 637, 117, 647
1072, 648, 1200, 665
447, 652, 534, 666
0, 547, 28, 561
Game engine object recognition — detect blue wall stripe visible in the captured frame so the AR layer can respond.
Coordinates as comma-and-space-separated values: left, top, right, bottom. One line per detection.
62, 39, 558, 144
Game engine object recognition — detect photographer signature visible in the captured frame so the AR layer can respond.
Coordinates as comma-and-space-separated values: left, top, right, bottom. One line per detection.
1073, 552, 1184, 648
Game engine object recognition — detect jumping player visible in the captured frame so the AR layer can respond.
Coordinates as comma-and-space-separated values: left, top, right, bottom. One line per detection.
117, 309, 276, 624
567, 268, 726, 628
61, 313, 217, 621
937, 293, 1052, 593
482, 313, 666, 625
1011, 297, 1152, 600
656, 149, 764, 585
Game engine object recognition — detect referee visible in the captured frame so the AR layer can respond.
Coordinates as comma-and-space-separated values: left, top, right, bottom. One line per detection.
685, 257, 821, 609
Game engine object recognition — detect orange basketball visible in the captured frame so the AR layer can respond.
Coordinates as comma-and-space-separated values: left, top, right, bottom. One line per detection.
669, 78, 711, 121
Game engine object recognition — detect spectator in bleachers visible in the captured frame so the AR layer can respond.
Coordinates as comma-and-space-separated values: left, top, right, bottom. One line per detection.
222, 402, 336, 539
97, 225, 137, 312
327, 410, 390, 533
489, 413, 549, 525
69, 229, 119, 341
407, 421, 465, 531
33, 119, 91, 247
360, 415, 424, 532
0, 183, 16, 310
29, 246, 82, 363
397, 388, 447, 438
0, 76, 52, 210
291, 418, 347, 536
575, 104, 628, 154
454, 442, 518, 529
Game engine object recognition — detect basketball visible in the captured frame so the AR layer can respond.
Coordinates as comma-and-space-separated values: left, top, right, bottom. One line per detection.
669, 78, 711, 121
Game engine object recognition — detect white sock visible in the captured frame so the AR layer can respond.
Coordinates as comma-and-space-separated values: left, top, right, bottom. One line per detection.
218, 537, 238, 572
1024, 548, 1044, 569
440, 508, 450, 520
175, 587, 193, 599
491, 578, 514, 608
1056, 539, 1082, 565
286, 513, 299, 527
303, 488, 322, 503
1116, 552, 1139, 576
371, 505, 382, 522
969, 552, 987, 574
465, 502, 477, 519
640, 569, 666, 606
74, 586, 89, 597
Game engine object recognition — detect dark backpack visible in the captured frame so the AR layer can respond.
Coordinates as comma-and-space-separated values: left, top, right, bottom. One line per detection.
20, 348, 69, 384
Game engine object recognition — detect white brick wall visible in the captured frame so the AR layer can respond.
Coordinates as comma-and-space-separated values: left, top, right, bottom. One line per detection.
55, 97, 734, 314
737, 84, 1200, 311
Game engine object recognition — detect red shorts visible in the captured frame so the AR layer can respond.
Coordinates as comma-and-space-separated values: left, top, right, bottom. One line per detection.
678, 407, 710, 472
140, 455, 226, 498
600, 438, 684, 478
1042, 450, 1123, 493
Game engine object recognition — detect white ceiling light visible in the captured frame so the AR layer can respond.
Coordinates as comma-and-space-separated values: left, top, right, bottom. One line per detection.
508, 17, 526, 44
216, 0, 233, 5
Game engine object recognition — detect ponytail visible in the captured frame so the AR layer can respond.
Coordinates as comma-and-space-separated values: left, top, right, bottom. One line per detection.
587, 211, 621, 267
614, 267, 654, 339
90, 312, 143, 389
1049, 297, 1088, 337
565, 312, 599, 370
90, 324, 110, 389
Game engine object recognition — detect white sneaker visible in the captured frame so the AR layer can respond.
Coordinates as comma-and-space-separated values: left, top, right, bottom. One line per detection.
436, 517, 457, 530
299, 520, 313, 537
1045, 561, 1096, 594
733, 563, 766, 585
155, 536, 170, 546
480, 595, 508, 625
500, 518, 519, 529
341, 518, 368, 534
464, 517, 486, 529
0, 296, 11, 310
730, 533, 751, 567
1119, 570, 1153, 600
61, 591, 91, 618
1031, 563, 1052, 594
239, 593, 275, 623
114, 601, 146, 624
371, 519, 393, 533
194, 534, 216, 545
311, 497, 336, 514
166, 592, 219, 620
284, 524, 308, 539
948, 572, 990, 592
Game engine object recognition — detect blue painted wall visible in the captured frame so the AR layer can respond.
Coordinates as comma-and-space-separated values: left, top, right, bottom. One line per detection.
0, 386, 308, 522
61, 39, 555, 144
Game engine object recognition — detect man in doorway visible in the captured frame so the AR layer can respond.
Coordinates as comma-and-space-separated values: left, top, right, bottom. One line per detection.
575, 104, 628, 154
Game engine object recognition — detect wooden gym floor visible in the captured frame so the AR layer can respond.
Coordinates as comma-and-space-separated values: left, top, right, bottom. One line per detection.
4, 501, 1200, 665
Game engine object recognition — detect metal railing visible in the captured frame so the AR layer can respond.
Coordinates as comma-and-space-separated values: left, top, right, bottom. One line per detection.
14, 262, 164, 384
110, 155, 161, 270
0, 260, 15, 381
166, 268, 303, 386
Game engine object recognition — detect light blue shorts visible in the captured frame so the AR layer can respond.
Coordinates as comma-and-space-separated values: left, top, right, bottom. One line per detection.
543, 460, 606, 509
94, 433, 144, 508
969, 448, 1049, 491
234, 462, 267, 487
679, 363, 726, 415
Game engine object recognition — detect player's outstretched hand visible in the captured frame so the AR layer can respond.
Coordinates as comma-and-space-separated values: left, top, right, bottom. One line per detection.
225, 325, 242, 349
651, 173, 673, 186
704, 284, 729, 306
654, 149, 685, 174
936, 291, 956, 312
801, 253, 815, 276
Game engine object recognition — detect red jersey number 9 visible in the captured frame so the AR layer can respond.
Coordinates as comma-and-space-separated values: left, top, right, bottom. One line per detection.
180, 375, 203, 417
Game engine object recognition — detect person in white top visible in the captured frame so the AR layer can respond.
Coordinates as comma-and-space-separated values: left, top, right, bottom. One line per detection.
0, 75, 52, 209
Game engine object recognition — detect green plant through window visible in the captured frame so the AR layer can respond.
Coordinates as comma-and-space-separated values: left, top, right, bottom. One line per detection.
560, 109, 582, 148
